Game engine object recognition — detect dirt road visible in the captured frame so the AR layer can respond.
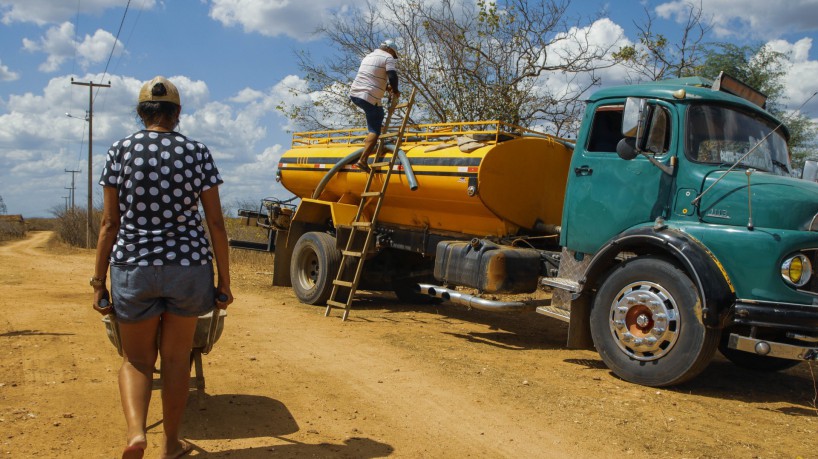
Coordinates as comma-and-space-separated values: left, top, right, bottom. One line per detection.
1, 232, 816, 458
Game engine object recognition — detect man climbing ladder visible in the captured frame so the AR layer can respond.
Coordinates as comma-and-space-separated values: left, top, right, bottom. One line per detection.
348, 39, 401, 172
326, 88, 417, 321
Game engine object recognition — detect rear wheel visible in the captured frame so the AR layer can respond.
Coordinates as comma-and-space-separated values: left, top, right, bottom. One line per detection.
290, 232, 341, 305
590, 256, 719, 387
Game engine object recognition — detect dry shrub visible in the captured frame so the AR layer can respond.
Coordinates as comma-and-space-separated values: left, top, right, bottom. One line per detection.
53, 207, 102, 248
0, 220, 25, 242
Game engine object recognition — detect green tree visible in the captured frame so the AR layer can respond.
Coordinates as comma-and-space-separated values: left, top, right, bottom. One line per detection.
699, 43, 818, 169
282, 0, 618, 136
613, 1, 710, 82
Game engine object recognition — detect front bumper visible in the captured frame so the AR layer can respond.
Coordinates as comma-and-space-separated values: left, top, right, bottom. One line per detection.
733, 299, 818, 333
728, 334, 818, 361
729, 299, 818, 361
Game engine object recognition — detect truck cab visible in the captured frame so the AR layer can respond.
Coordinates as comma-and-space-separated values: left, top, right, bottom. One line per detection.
554, 74, 818, 386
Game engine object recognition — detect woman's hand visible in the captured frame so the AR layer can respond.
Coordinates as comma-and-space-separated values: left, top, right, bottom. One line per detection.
93, 288, 113, 315
216, 285, 233, 310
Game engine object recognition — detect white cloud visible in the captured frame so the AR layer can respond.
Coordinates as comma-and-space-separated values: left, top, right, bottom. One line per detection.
0, 72, 297, 216
765, 38, 818, 115
0, 59, 19, 81
0, 0, 157, 25
542, 18, 633, 94
208, 0, 362, 41
22, 22, 124, 73
656, 0, 818, 39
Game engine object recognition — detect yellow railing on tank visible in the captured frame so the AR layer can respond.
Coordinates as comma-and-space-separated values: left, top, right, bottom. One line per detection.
290, 120, 557, 148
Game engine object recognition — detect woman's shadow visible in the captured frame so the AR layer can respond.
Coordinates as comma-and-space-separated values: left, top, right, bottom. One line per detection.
179, 393, 394, 457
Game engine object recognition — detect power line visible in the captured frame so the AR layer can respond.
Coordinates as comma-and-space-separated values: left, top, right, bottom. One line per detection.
95, 0, 132, 104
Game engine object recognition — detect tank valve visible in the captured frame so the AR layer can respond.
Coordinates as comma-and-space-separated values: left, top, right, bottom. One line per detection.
467, 185, 477, 197
470, 238, 482, 249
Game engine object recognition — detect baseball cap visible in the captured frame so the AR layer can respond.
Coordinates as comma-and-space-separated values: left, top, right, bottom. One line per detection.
138, 76, 181, 105
380, 39, 399, 53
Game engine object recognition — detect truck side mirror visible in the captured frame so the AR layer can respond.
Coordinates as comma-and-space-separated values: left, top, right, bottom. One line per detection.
803, 160, 818, 182
622, 97, 648, 140
616, 138, 638, 160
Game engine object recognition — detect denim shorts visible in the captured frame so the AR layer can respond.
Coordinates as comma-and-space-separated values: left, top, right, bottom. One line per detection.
350, 96, 384, 134
110, 263, 215, 323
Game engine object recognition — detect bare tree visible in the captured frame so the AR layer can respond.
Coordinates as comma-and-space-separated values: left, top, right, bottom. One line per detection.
613, 1, 711, 82
282, 0, 619, 136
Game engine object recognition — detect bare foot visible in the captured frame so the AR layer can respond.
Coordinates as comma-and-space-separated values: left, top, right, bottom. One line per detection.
122, 435, 146, 459
161, 439, 192, 459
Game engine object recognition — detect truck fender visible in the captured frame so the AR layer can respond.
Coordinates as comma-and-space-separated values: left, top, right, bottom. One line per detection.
273, 199, 358, 287
582, 226, 735, 328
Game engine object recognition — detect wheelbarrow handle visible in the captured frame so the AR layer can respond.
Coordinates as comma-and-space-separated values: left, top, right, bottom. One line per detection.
203, 293, 228, 354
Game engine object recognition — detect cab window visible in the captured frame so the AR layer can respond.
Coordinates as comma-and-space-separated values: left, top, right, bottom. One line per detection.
586, 105, 623, 152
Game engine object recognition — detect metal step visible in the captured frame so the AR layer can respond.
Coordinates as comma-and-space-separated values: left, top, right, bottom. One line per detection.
332, 280, 354, 288
536, 305, 570, 323
540, 277, 580, 292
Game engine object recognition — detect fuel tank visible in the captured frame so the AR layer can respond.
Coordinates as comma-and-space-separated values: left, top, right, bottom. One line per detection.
277, 123, 573, 237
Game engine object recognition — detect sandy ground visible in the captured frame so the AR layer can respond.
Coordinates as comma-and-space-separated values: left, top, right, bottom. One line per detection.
1, 231, 817, 458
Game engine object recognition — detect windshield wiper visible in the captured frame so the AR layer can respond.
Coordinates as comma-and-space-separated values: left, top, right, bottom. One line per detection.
771, 158, 790, 173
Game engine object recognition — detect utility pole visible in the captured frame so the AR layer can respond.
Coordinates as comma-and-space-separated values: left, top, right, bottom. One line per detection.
71, 78, 110, 248
63, 196, 70, 212
64, 168, 80, 209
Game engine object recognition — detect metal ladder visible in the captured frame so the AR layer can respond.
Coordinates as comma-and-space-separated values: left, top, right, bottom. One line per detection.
325, 88, 417, 320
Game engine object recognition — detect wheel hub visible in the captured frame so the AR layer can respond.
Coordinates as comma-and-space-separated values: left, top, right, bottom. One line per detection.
609, 282, 679, 361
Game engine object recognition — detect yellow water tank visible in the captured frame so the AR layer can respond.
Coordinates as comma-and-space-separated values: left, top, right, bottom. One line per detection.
277, 123, 572, 238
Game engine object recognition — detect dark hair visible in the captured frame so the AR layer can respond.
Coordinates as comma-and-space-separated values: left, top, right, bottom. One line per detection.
137, 101, 179, 128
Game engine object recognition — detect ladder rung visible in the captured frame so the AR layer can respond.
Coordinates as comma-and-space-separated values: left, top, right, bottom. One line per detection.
326, 300, 347, 309
341, 250, 363, 257
360, 191, 381, 198
394, 102, 411, 110
333, 280, 354, 288
371, 161, 391, 168
380, 132, 399, 139
351, 221, 372, 228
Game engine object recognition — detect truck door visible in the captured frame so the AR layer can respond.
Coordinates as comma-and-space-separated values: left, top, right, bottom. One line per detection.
562, 101, 675, 254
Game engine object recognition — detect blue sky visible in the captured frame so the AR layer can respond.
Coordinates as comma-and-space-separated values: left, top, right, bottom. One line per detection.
1, 0, 818, 217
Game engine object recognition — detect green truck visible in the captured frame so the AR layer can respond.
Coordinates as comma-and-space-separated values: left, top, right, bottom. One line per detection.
238, 73, 818, 387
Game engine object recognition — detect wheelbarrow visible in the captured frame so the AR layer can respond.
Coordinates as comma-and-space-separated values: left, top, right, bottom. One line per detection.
102, 304, 227, 402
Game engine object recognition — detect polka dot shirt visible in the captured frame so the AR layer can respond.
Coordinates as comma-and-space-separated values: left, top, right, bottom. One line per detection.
99, 130, 224, 266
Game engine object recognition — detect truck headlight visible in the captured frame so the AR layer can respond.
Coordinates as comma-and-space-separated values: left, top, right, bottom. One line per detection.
781, 254, 812, 287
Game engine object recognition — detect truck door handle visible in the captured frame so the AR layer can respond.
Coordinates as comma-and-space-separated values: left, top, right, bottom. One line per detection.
575, 165, 593, 176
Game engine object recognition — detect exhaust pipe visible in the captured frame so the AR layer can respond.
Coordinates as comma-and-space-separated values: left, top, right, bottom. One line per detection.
417, 284, 532, 312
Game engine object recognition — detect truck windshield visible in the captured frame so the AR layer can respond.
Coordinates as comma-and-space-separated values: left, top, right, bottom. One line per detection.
686, 104, 791, 176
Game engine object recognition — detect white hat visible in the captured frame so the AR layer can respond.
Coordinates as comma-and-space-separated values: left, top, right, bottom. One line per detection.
380, 39, 399, 53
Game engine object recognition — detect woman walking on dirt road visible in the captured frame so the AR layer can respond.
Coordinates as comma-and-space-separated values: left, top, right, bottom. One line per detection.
91, 76, 233, 459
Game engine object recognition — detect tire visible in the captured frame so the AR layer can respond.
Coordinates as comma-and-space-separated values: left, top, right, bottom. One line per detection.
718, 331, 802, 372
590, 256, 719, 387
290, 232, 341, 305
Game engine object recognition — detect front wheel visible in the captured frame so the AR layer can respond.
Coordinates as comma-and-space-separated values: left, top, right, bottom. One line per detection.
290, 232, 341, 305
590, 256, 719, 387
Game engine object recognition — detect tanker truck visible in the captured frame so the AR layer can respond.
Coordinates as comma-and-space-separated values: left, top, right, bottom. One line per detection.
234, 73, 818, 386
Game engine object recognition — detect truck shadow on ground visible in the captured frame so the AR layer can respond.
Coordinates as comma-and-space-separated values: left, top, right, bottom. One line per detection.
178, 393, 394, 457
567, 356, 818, 415
347, 293, 569, 351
